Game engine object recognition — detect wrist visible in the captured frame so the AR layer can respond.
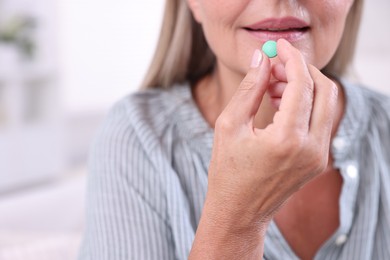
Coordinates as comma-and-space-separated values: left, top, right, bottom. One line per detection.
204, 187, 272, 229
202, 193, 270, 236
189, 193, 270, 259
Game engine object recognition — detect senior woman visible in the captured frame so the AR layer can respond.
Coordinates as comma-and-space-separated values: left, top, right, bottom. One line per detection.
79, 0, 390, 259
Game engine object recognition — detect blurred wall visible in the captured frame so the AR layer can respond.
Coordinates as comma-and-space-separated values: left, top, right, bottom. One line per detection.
354, 0, 390, 95
0, 0, 64, 192
57, 1, 164, 113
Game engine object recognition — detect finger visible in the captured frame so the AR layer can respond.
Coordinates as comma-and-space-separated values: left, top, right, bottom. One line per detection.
222, 50, 271, 126
267, 81, 287, 109
274, 39, 314, 131
307, 65, 338, 145
272, 63, 287, 82
268, 81, 287, 99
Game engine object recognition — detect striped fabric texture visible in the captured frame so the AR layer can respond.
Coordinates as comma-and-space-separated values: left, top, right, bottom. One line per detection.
79, 80, 390, 260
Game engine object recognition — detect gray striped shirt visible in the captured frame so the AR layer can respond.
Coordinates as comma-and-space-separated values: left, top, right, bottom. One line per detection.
79, 80, 390, 260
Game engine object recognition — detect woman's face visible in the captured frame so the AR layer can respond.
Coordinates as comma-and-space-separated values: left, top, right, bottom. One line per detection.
188, 0, 354, 75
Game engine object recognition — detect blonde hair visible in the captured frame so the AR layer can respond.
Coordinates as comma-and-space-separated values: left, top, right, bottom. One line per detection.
141, 0, 363, 89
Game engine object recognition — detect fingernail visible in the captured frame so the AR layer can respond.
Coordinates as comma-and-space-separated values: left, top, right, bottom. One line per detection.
250, 49, 262, 68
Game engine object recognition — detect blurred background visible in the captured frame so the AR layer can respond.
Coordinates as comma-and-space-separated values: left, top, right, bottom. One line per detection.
0, 0, 389, 259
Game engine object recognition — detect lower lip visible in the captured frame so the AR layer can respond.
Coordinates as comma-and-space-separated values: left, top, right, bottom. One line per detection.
244, 29, 308, 42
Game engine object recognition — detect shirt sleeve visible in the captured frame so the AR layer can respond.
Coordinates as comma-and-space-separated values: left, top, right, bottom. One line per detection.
78, 104, 175, 260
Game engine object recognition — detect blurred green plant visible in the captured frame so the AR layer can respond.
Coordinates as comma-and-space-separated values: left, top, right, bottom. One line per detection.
0, 15, 37, 59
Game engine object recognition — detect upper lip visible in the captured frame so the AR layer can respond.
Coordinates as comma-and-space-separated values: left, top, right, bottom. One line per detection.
244, 17, 309, 31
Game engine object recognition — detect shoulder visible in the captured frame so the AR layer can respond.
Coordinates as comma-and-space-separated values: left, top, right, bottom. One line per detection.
106, 85, 190, 129
342, 80, 390, 119
86, 88, 191, 224
90, 84, 192, 162
346, 81, 390, 157
358, 84, 390, 110
112, 84, 191, 135
356, 84, 390, 122
338, 80, 390, 152
88, 84, 192, 184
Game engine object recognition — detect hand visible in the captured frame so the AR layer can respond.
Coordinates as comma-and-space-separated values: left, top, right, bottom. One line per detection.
189, 39, 338, 260
207, 39, 338, 227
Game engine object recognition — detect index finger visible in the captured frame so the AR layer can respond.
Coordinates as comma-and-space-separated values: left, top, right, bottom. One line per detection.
221, 50, 271, 126
273, 39, 314, 132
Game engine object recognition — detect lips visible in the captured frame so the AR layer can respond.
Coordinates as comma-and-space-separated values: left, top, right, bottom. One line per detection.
243, 17, 310, 42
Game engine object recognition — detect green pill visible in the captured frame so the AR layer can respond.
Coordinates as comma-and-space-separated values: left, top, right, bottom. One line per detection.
262, 40, 277, 58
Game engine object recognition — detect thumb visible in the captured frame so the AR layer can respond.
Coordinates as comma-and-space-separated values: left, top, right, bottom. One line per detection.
223, 50, 271, 126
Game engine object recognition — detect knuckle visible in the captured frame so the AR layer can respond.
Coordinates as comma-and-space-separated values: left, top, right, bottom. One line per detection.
285, 135, 305, 154
271, 130, 306, 157
302, 77, 314, 91
239, 72, 258, 91
215, 115, 235, 134
300, 77, 314, 101
319, 80, 338, 110
329, 81, 339, 99
239, 78, 256, 91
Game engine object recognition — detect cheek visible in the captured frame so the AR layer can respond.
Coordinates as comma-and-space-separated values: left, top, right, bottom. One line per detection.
197, 1, 234, 44
198, 0, 242, 25
197, 1, 249, 68
306, 0, 354, 68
